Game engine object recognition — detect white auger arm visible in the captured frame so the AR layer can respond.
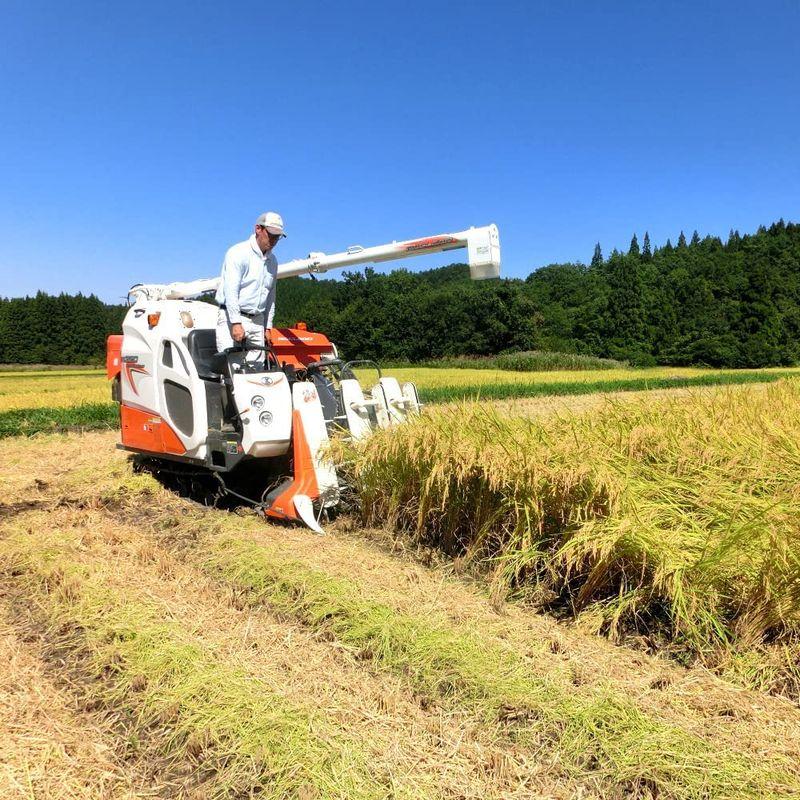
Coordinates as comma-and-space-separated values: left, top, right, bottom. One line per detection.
277, 224, 500, 280
129, 224, 500, 300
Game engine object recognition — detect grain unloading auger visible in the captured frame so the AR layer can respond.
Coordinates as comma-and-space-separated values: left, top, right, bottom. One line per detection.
106, 224, 500, 532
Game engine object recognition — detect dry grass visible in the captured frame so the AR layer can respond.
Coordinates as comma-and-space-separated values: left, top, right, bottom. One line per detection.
0, 523, 403, 799
0, 615, 140, 799
6, 429, 800, 768
25, 463, 799, 799
0, 470, 588, 798
5, 411, 800, 797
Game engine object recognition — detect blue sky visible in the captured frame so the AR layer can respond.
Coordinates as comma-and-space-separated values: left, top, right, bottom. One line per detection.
1, 0, 798, 303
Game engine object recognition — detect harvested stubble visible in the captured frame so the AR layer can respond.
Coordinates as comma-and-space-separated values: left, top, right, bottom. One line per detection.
0, 614, 137, 799
194, 536, 794, 799
339, 379, 800, 695
4, 433, 800, 798
0, 529, 394, 800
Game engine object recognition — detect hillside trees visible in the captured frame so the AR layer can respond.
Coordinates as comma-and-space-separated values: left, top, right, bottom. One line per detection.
2, 220, 800, 367
0, 292, 126, 365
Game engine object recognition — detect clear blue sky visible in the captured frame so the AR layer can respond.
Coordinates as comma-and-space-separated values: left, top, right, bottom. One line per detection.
1, 0, 798, 303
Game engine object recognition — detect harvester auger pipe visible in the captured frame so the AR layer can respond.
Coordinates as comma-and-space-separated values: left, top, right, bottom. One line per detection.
111, 222, 501, 533
276, 224, 501, 281
127, 224, 500, 302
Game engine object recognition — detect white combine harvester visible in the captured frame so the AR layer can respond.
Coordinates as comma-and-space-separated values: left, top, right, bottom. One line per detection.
107, 224, 500, 531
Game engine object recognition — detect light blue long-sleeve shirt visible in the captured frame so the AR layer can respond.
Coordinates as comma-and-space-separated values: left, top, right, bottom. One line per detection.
215, 234, 278, 327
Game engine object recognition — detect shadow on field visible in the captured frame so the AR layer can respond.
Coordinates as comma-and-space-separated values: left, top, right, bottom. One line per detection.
130, 454, 292, 513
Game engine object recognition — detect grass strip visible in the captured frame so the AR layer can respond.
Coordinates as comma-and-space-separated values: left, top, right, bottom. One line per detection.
0, 368, 105, 377
419, 368, 799, 403
0, 528, 397, 800
0, 402, 118, 437
198, 533, 795, 799
382, 351, 628, 371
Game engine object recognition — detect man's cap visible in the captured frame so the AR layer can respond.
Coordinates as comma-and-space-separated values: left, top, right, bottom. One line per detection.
256, 211, 286, 237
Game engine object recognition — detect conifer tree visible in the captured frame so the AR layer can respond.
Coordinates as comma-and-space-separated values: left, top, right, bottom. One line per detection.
628, 233, 640, 257
690, 230, 700, 246
677, 231, 687, 248
642, 231, 652, 260
603, 250, 647, 362
591, 242, 603, 267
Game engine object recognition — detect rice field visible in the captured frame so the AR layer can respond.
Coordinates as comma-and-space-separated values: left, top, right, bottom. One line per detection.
3, 365, 800, 438
365, 364, 800, 391
3, 431, 800, 798
3, 366, 800, 797
4, 365, 800, 413
0, 370, 108, 411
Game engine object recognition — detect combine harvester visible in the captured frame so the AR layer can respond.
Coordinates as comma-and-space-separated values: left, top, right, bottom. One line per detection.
107, 225, 500, 531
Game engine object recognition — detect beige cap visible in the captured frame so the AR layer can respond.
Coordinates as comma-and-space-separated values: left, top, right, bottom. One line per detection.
256, 211, 286, 237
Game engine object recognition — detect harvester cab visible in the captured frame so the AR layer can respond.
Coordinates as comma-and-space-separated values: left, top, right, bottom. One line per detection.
107, 224, 500, 531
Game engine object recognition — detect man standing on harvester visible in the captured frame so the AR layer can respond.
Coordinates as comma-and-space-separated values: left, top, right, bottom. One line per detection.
215, 211, 286, 358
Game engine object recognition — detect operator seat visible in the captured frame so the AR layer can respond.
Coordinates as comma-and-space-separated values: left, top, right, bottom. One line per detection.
186, 329, 228, 379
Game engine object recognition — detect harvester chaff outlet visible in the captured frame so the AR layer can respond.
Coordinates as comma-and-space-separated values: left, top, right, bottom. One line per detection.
106, 224, 500, 530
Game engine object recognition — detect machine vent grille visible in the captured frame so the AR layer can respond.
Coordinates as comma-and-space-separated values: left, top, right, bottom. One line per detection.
164, 380, 194, 436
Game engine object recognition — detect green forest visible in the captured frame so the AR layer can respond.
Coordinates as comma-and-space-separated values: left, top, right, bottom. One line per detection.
2, 219, 800, 367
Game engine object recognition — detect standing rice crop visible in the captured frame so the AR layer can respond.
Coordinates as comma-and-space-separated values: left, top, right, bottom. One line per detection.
0, 371, 108, 410
339, 379, 800, 693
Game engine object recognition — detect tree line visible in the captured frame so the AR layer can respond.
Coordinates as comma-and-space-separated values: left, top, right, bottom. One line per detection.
0, 292, 126, 365
276, 219, 800, 367
2, 220, 800, 367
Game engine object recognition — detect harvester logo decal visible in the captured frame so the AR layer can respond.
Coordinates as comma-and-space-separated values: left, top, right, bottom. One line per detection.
123, 360, 150, 395
247, 375, 284, 387
404, 235, 458, 252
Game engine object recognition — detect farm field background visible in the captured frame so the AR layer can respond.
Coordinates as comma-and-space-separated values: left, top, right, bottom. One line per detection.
3, 366, 800, 798
3, 363, 800, 413
0, 370, 110, 411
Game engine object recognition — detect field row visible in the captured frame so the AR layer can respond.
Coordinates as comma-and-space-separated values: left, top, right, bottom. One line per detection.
2, 433, 800, 798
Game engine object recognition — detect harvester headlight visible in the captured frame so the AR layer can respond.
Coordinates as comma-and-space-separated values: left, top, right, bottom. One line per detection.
259, 410, 273, 426
251, 395, 265, 410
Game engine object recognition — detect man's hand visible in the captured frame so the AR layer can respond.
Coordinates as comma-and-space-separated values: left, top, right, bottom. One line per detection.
264, 328, 272, 347
231, 323, 246, 343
